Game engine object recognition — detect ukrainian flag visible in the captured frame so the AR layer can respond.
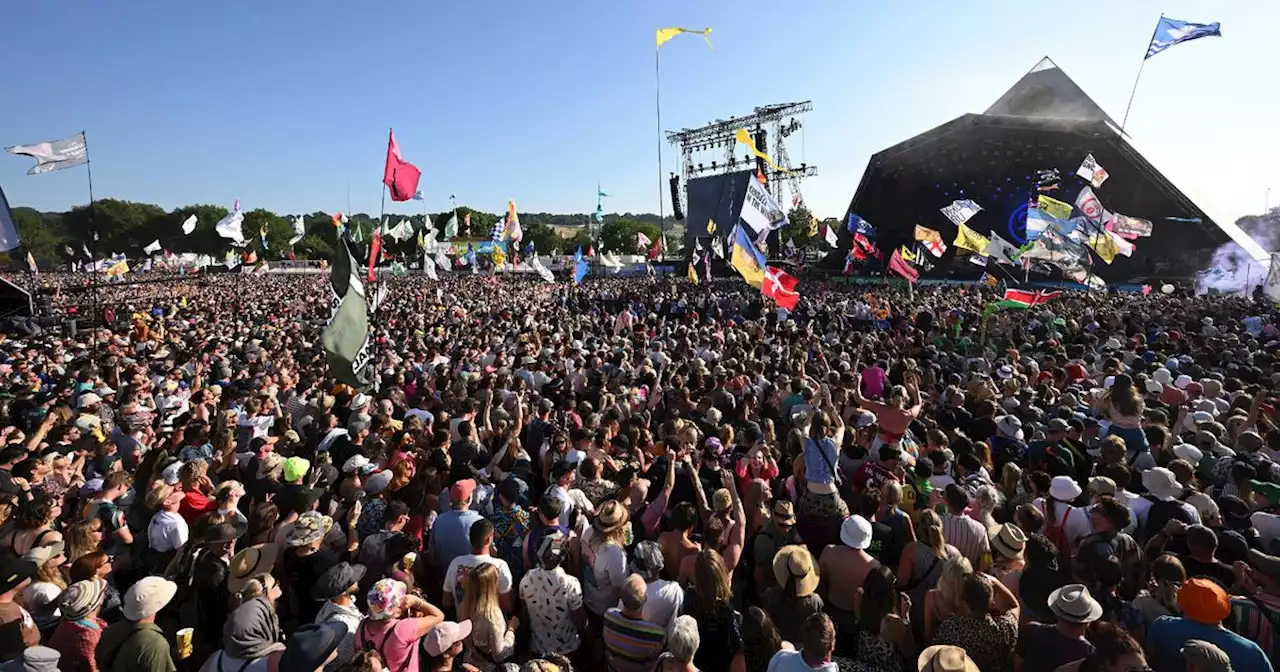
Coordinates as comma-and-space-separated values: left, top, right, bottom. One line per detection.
730, 225, 766, 288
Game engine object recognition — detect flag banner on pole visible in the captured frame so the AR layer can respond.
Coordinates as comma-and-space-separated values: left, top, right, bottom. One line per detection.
411, 190, 424, 201
215, 202, 246, 244
687, 258, 699, 285
1076, 154, 1109, 188
806, 217, 819, 238
1107, 213, 1154, 239
735, 129, 790, 174
5, 133, 87, 175
181, 214, 198, 236
1020, 227, 1090, 267
984, 234, 1021, 265
762, 266, 800, 310
953, 223, 990, 254
1264, 254, 1280, 303
0, 187, 23, 253
913, 225, 947, 257
707, 219, 718, 234
434, 249, 451, 272
504, 200, 523, 241
656, 27, 713, 48
1146, 17, 1222, 59
1074, 186, 1106, 224
289, 216, 305, 245
1087, 228, 1136, 264
322, 239, 373, 391
824, 224, 838, 248
367, 231, 382, 283
899, 246, 917, 263
1037, 195, 1073, 221
143, 240, 161, 255
1026, 209, 1071, 241
739, 171, 788, 236
848, 213, 876, 238
25, 252, 37, 274
1003, 288, 1062, 307
940, 199, 982, 227
853, 233, 881, 260
888, 248, 919, 283
636, 232, 652, 249
969, 254, 989, 267
383, 129, 422, 202
730, 225, 767, 288
980, 272, 998, 287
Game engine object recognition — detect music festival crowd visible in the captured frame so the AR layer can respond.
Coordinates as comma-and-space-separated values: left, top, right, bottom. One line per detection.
0, 271, 1272, 672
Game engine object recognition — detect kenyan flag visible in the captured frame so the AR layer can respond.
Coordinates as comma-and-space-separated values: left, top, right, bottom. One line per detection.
1001, 288, 1061, 308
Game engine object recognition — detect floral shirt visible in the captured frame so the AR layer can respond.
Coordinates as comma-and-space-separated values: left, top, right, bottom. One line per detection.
519, 567, 583, 655
491, 504, 530, 577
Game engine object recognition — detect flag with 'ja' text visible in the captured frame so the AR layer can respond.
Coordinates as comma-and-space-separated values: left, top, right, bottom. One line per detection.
322, 238, 373, 391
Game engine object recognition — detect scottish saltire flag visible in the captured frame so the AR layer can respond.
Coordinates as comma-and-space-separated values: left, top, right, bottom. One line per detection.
5, 133, 88, 175
1147, 17, 1221, 59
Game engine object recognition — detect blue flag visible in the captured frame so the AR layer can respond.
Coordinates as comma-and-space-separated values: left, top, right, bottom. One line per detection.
1147, 17, 1221, 59
574, 246, 584, 264
411, 190, 424, 201
0, 187, 21, 253
574, 259, 589, 285
848, 213, 875, 239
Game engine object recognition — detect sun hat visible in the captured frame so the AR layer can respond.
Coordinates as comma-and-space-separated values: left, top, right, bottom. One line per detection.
1172, 443, 1204, 465
1047, 584, 1103, 624
1250, 479, 1280, 504
341, 455, 373, 474
366, 578, 408, 621
1180, 640, 1232, 672
996, 415, 1024, 440
989, 523, 1027, 560
283, 456, 310, 482
423, 620, 474, 657
287, 512, 334, 548
1048, 475, 1083, 502
772, 545, 820, 597
1153, 368, 1173, 386
228, 543, 280, 594
771, 500, 796, 526
22, 541, 65, 566
1142, 467, 1184, 501
59, 579, 106, 621
312, 562, 367, 602
593, 500, 629, 535
1087, 476, 1117, 497
280, 622, 349, 671
1178, 578, 1231, 624
122, 576, 177, 621
1175, 374, 1193, 389
839, 515, 873, 550
362, 470, 392, 495
2, 646, 61, 672
917, 645, 980, 672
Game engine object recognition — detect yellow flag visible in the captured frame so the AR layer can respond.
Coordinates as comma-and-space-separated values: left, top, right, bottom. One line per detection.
1037, 195, 1073, 221
656, 27, 713, 49
707, 219, 717, 234
492, 247, 506, 267
735, 129, 790, 174
807, 217, 819, 237
688, 261, 699, 285
913, 225, 942, 244
900, 246, 917, 262
953, 223, 990, 254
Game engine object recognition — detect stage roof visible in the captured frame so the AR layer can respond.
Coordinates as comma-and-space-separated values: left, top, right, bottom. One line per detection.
843, 58, 1263, 280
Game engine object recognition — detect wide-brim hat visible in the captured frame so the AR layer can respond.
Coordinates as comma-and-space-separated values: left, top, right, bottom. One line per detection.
1048, 584, 1103, 624
312, 562, 367, 602
771, 500, 796, 525
918, 645, 980, 672
1142, 467, 1184, 501
989, 523, 1027, 560
839, 515, 872, 550
593, 500, 629, 535
1048, 475, 1082, 502
772, 545, 819, 597
286, 512, 333, 547
228, 543, 279, 594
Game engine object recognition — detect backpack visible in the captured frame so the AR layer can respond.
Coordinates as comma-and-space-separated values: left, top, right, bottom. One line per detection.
1043, 502, 1075, 563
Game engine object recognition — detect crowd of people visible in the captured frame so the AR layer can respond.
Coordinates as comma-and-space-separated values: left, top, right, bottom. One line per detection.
0, 270, 1274, 672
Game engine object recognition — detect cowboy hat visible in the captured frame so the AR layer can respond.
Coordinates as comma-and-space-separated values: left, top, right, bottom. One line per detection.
228, 543, 279, 594
771, 545, 819, 597
1048, 584, 1103, 624
918, 645, 980, 672
989, 523, 1027, 560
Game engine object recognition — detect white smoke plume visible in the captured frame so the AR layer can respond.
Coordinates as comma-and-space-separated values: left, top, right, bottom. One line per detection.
1196, 209, 1280, 294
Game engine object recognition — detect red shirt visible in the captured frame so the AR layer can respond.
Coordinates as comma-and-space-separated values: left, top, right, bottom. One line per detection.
852, 461, 900, 493
178, 488, 216, 523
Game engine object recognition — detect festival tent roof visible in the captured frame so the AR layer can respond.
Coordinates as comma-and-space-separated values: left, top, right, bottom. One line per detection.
842, 57, 1258, 279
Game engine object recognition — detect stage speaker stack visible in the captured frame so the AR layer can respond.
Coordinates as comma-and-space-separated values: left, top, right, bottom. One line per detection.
669, 175, 684, 221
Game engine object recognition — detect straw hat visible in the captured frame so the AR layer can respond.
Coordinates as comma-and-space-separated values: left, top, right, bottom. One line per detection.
989, 523, 1027, 560
593, 500, 629, 535
771, 545, 819, 597
228, 543, 279, 594
918, 645, 980, 672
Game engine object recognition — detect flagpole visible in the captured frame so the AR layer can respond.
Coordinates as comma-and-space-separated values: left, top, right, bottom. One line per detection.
1121, 14, 1163, 131
84, 130, 101, 355
655, 46, 666, 251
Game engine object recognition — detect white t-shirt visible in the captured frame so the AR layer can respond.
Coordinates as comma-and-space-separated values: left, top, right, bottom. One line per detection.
768, 650, 838, 672
580, 529, 627, 616
1033, 497, 1094, 547
148, 510, 189, 552
442, 553, 513, 605
635, 578, 683, 633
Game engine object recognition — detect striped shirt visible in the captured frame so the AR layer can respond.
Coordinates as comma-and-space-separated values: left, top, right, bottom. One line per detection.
1230, 593, 1280, 661
942, 512, 990, 568
602, 608, 665, 672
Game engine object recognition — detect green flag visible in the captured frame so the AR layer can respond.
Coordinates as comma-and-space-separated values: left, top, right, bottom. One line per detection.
322, 239, 373, 390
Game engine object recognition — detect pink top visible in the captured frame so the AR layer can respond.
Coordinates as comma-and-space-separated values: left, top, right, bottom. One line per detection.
357, 618, 430, 671
862, 366, 889, 399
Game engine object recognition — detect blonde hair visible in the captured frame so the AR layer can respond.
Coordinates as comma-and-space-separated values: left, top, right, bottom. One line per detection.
938, 557, 974, 616
459, 563, 502, 629
917, 509, 946, 558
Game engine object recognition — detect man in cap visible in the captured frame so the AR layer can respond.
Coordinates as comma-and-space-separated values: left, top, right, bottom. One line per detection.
752, 500, 800, 596
1015, 584, 1100, 671
313, 562, 366, 670
1146, 578, 1271, 671
428, 479, 483, 581
96, 576, 179, 672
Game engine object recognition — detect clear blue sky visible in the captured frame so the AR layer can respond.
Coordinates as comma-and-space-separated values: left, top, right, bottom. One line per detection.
1, 1, 1275, 226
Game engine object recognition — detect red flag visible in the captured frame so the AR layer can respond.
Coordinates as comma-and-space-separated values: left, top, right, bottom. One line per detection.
762, 266, 800, 311
888, 249, 919, 283
288, 249, 295, 261
1002, 288, 1061, 307
368, 231, 383, 282
853, 233, 882, 260
383, 129, 422, 202
648, 236, 663, 260
587, 245, 595, 257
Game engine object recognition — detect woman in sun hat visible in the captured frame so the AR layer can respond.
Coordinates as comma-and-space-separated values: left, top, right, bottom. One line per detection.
986, 523, 1027, 590
355, 579, 445, 672
582, 499, 630, 617
762, 544, 823, 644
1033, 475, 1091, 554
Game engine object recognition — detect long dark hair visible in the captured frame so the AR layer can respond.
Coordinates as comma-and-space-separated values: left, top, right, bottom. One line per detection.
857, 565, 897, 632
742, 606, 782, 672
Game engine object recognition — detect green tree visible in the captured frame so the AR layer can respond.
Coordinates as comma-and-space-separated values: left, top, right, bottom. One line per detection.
166, 204, 231, 256
523, 221, 559, 255
781, 206, 816, 248
601, 220, 661, 254
62, 199, 166, 254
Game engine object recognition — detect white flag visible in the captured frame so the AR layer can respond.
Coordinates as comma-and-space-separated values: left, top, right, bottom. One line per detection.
740, 174, 788, 236
5, 133, 88, 175
143, 240, 162, 255
422, 254, 439, 280
1265, 254, 1280, 303
984, 234, 1022, 265
181, 214, 198, 235
940, 199, 982, 227
1076, 154, 1109, 189
371, 284, 389, 313
824, 225, 838, 248
289, 216, 306, 246
636, 232, 652, 249
712, 237, 725, 259
1074, 186, 1106, 224
434, 249, 451, 272
215, 202, 246, 244
968, 254, 989, 267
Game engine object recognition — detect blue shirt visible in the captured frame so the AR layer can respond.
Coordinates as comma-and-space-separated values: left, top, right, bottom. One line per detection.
1146, 616, 1272, 672
802, 438, 838, 486
428, 509, 483, 569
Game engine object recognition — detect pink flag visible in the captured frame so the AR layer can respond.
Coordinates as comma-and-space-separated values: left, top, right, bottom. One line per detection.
1142, 284, 1153, 296
383, 129, 422, 202
233, 199, 240, 211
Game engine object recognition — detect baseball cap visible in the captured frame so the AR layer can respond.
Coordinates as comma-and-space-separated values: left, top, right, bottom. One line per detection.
450, 479, 477, 503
